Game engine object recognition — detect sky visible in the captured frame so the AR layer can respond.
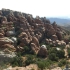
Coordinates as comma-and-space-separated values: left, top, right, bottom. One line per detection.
0, 0, 70, 18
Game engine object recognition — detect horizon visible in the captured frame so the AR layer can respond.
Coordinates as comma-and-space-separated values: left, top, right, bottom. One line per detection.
0, 0, 70, 18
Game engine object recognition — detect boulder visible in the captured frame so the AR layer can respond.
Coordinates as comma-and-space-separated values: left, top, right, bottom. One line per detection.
19, 32, 28, 39
47, 28, 56, 37
38, 47, 47, 57
30, 43, 39, 54
51, 35, 58, 41
56, 32, 62, 40
6, 30, 15, 36
1, 16, 7, 23
0, 33, 4, 38
31, 36, 40, 48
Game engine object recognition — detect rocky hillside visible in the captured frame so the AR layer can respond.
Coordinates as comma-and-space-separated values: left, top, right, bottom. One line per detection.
1, 9, 70, 70
0, 9, 68, 56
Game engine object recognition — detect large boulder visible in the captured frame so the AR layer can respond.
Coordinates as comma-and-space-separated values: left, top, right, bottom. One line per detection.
51, 35, 58, 41
47, 28, 56, 37
56, 32, 62, 40
30, 43, 39, 54
38, 45, 47, 57
31, 36, 40, 48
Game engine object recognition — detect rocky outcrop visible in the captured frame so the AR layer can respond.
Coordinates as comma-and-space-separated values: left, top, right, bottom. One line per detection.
0, 9, 67, 56
4, 64, 38, 70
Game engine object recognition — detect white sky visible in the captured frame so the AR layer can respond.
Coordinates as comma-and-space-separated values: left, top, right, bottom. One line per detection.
0, 0, 70, 18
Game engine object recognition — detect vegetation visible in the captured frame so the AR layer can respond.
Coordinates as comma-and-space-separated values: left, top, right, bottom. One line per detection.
48, 47, 65, 59
10, 43, 67, 69
10, 56, 24, 67
25, 55, 36, 66
67, 48, 70, 57
48, 53, 59, 61
58, 59, 67, 67
36, 59, 52, 70
56, 50, 65, 59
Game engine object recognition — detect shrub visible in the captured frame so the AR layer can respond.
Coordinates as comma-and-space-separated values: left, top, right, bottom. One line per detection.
37, 61, 46, 70
36, 59, 52, 70
58, 59, 66, 67
48, 48, 57, 54
10, 56, 24, 67
24, 46, 30, 52
48, 48, 65, 59
48, 53, 59, 61
25, 55, 36, 66
56, 50, 65, 59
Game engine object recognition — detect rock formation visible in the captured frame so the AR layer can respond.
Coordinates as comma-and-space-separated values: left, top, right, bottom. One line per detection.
38, 45, 47, 57
0, 9, 68, 56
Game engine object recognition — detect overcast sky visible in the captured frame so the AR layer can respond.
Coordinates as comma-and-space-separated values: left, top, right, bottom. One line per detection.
0, 0, 70, 18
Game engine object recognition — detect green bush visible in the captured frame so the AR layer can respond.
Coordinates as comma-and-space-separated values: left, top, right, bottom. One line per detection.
37, 61, 46, 70
11, 56, 24, 67
48, 53, 59, 61
25, 55, 36, 66
24, 46, 30, 52
48, 48, 65, 59
36, 59, 52, 70
58, 59, 66, 67
56, 50, 65, 59
48, 48, 57, 54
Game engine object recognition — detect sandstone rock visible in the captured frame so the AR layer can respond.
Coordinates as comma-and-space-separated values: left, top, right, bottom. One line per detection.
19, 32, 28, 39
61, 40, 66, 46
45, 39, 49, 44
56, 32, 62, 40
6, 30, 15, 36
17, 46, 24, 52
30, 43, 39, 54
1, 16, 7, 23
5, 64, 38, 70
0, 37, 14, 46
38, 46, 47, 57
1, 44, 16, 51
69, 42, 70, 46
47, 28, 56, 37
0, 33, 4, 38
0, 29, 5, 35
31, 36, 40, 48
0, 9, 66, 58
21, 38, 30, 44
51, 35, 58, 41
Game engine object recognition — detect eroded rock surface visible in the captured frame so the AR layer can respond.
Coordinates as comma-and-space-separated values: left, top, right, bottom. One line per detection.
0, 9, 67, 56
